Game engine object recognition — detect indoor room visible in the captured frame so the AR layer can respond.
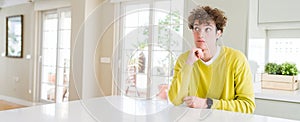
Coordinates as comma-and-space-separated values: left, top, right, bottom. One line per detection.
0, 0, 299, 121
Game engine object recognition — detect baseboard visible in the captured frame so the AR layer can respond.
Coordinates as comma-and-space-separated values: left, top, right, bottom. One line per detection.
0, 95, 38, 106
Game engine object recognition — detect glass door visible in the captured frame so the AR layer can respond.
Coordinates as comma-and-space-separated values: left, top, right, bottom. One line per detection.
40, 8, 71, 103
117, 0, 184, 100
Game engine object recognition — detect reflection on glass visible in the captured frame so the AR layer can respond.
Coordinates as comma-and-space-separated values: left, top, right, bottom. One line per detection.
118, 0, 184, 100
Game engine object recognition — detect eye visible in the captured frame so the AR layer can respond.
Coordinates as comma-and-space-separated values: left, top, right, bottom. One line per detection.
194, 27, 200, 32
205, 27, 212, 32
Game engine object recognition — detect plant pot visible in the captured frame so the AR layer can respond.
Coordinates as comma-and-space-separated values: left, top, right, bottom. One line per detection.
261, 73, 299, 91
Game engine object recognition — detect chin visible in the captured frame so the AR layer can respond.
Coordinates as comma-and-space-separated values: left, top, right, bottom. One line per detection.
195, 45, 206, 49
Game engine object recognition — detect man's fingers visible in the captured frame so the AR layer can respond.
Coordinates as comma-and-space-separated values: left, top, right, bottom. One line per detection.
193, 48, 203, 59
194, 51, 200, 58
183, 96, 193, 101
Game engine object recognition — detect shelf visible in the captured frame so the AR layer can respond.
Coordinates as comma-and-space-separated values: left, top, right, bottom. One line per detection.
254, 82, 300, 103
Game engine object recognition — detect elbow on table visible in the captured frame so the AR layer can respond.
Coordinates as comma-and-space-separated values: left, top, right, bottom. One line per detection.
248, 101, 256, 114
168, 95, 183, 106
240, 100, 256, 114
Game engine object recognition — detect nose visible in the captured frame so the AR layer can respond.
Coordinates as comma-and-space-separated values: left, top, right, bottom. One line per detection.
196, 31, 204, 38
199, 32, 204, 38
194, 29, 204, 38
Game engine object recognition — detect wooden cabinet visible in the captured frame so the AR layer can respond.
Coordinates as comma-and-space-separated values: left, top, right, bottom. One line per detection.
255, 98, 300, 121
258, 0, 300, 29
258, 0, 300, 24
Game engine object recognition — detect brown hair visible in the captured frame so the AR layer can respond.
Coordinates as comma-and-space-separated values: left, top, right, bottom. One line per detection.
188, 6, 227, 33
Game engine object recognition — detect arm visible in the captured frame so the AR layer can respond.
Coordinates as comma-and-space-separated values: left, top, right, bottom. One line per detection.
168, 56, 193, 105
168, 48, 203, 105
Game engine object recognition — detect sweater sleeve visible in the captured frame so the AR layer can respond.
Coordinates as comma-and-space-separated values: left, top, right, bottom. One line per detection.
212, 54, 256, 114
168, 54, 193, 106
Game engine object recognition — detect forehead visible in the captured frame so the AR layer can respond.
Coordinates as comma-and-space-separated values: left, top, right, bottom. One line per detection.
193, 20, 216, 26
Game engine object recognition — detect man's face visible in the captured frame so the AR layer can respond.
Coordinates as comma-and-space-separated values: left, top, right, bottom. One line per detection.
192, 20, 221, 51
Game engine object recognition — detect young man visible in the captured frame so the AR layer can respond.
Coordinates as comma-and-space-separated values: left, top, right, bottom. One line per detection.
168, 5, 255, 114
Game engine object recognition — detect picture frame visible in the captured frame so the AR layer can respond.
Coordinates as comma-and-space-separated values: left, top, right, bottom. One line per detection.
6, 15, 23, 58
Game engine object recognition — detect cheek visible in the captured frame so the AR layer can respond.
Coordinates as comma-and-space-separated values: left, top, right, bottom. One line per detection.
193, 33, 199, 39
207, 33, 218, 40
206, 34, 217, 44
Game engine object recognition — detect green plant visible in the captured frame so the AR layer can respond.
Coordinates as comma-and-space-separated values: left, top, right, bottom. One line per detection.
131, 10, 181, 75
280, 62, 298, 76
265, 62, 299, 75
265, 63, 280, 74
128, 51, 145, 72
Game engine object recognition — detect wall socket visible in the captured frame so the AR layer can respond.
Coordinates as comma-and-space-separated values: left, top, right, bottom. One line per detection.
100, 57, 111, 63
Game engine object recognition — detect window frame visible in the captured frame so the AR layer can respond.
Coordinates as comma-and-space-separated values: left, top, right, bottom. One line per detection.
113, 0, 185, 99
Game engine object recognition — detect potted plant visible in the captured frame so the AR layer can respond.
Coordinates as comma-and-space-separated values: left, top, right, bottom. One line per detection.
280, 63, 299, 76
261, 62, 299, 91
264, 63, 280, 75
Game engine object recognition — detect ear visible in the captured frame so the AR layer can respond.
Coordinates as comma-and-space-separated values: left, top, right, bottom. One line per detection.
216, 30, 222, 38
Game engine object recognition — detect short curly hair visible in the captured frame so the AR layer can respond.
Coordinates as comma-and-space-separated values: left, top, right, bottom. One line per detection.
188, 6, 227, 33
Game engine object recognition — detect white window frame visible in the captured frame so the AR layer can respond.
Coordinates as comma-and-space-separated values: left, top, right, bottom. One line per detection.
112, 0, 185, 99
38, 7, 71, 103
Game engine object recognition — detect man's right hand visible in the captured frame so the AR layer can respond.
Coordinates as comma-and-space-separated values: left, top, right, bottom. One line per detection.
186, 48, 203, 65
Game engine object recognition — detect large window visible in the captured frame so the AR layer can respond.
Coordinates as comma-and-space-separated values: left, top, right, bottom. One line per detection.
115, 0, 184, 100
248, 29, 300, 82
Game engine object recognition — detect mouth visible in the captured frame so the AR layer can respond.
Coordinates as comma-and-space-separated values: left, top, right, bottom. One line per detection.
196, 39, 205, 43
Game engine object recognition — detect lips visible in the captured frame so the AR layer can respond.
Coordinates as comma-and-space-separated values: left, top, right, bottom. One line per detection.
197, 39, 205, 42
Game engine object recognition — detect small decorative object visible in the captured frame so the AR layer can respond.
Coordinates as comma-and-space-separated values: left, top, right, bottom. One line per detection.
6, 15, 23, 58
261, 62, 299, 91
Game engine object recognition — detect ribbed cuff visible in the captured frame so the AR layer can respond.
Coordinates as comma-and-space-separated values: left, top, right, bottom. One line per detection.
211, 98, 220, 109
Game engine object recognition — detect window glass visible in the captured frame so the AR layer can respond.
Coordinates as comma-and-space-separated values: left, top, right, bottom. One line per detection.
269, 38, 300, 70
118, 0, 184, 100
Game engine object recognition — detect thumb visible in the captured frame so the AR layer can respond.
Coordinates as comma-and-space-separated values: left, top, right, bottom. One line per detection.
195, 48, 204, 59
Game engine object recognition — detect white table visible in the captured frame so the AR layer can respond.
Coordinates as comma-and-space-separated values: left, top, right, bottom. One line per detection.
0, 96, 298, 122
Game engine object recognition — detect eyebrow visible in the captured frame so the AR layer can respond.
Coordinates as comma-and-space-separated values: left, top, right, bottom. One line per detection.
193, 23, 214, 27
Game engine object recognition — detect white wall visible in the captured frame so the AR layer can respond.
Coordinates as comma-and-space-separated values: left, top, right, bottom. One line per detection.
34, 0, 71, 10
248, 0, 265, 39
0, 3, 35, 101
69, 0, 85, 101
69, 0, 114, 100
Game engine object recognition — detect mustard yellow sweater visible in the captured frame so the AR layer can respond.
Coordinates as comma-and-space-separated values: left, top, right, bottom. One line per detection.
168, 46, 255, 114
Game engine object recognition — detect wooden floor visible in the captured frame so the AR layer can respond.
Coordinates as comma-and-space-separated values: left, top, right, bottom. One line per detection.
0, 100, 27, 111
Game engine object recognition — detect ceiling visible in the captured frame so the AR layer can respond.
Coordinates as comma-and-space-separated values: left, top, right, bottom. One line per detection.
0, 0, 33, 8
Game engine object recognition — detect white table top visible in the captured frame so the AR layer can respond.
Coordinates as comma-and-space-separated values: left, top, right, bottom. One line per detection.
0, 96, 298, 122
